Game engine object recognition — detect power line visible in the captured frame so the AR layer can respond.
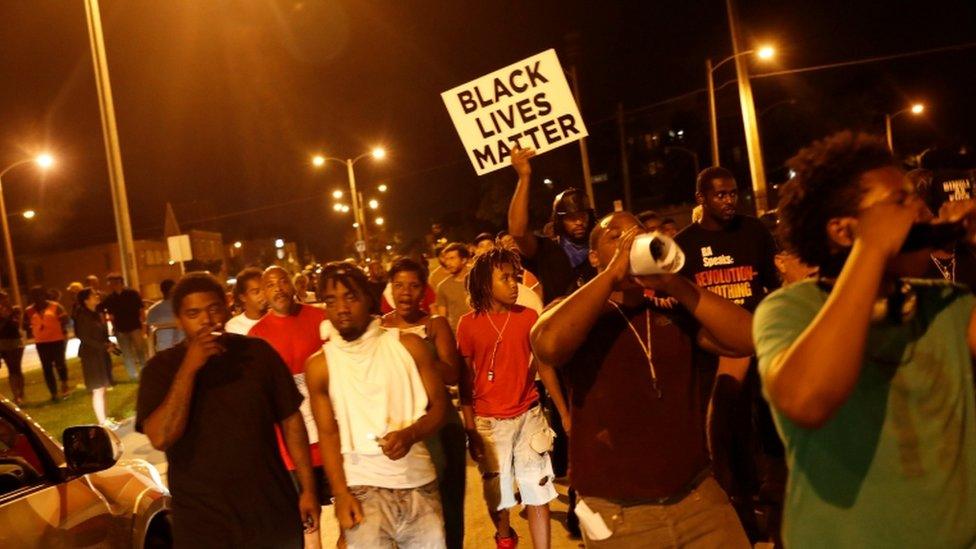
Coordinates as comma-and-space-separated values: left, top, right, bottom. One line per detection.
752, 40, 976, 79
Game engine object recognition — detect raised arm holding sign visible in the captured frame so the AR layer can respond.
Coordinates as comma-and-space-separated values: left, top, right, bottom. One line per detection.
442, 49, 589, 175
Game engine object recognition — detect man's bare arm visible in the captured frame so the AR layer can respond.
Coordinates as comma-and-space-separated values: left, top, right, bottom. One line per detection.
429, 316, 462, 386
507, 147, 539, 258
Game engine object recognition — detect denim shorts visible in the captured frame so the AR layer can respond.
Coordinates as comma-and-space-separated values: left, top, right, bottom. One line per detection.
345, 480, 445, 548
475, 404, 558, 510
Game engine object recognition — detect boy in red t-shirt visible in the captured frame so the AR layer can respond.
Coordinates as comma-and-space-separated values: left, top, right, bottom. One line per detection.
456, 249, 556, 549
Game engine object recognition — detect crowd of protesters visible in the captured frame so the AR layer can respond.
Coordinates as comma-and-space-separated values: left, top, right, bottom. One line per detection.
3, 129, 966, 548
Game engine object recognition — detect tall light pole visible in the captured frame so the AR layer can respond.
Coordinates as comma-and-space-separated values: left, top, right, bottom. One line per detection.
84, 0, 139, 290
706, 46, 774, 167
727, 0, 771, 214
0, 154, 54, 309
312, 147, 385, 259
886, 103, 925, 153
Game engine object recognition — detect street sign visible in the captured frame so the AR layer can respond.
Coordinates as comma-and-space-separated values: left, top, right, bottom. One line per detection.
355, 240, 367, 253
441, 49, 588, 175
167, 234, 192, 262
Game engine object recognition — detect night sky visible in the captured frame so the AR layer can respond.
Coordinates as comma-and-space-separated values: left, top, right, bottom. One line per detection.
1, 0, 974, 261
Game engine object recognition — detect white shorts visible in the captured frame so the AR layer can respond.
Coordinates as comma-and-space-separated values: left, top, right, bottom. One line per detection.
475, 404, 558, 510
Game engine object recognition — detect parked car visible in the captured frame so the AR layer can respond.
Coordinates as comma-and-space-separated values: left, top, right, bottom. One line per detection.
0, 398, 171, 547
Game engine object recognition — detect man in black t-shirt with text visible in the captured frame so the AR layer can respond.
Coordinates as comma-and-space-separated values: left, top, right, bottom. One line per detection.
674, 167, 781, 543
136, 273, 320, 548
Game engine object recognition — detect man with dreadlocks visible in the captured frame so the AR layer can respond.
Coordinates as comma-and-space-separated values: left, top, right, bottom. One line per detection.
456, 248, 557, 549
306, 262, 449, 548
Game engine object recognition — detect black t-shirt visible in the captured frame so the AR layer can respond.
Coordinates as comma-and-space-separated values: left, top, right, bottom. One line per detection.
561, 298, 710, 500
102, 288, 144, 332
524, 235, 596, 305
136, 334, 304, 548
675, 215, 780, 313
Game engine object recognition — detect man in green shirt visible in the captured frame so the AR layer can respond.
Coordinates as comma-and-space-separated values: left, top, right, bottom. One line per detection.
754, 131, 976, 548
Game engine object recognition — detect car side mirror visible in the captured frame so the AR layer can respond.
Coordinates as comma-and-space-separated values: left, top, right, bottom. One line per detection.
63, 425, 122, 475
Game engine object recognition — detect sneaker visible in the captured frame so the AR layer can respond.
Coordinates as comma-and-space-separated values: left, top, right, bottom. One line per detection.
495, 531, 518, 549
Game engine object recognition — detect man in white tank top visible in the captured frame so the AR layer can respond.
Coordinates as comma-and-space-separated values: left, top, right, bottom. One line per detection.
305, 262, 449, 548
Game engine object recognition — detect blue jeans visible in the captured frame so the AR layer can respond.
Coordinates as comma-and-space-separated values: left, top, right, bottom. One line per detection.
345, 481, 445, 548
115, 329, 147, 380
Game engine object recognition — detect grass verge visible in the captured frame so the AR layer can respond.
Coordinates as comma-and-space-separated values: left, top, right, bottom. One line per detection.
1, 356, 139, 442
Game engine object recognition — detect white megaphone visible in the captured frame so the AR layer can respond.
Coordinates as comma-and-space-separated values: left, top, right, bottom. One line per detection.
629, 232, 686, 276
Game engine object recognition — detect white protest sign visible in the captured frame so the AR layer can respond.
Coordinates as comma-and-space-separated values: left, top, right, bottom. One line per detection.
167, 234, 192, 262
442, 49, 588, 175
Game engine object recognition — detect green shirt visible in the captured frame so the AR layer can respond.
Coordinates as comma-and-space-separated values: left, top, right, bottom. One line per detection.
754, 279, 976, 548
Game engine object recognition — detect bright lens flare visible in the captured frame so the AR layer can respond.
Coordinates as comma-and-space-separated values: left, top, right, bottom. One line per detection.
371, 147, 386, 160
312, 155, 326, 167
757, 46, 775, 60
911, 103, 925, 114
35, 154, 54, 169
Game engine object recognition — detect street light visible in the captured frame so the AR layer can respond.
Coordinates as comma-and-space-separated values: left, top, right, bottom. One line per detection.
0, 154, 55, 308
885, 102, 926, 152
375, 217, 385, 226
706, 45, 775, 167
22, 210, 35, 220
368, 199, 379, 210
310, 147, 387, 259
377, 184, 388, 193
233, 241, 242, 249
332, 189, 343, 199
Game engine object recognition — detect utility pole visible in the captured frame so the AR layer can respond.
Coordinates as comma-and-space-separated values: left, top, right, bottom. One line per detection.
616, 103, 632, 211
84, 0, 139, 289
568, 66, 595, 208
727, 0, 769, 214
706, 58, 720, 166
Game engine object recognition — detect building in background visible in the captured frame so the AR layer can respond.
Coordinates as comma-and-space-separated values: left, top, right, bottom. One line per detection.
22, 240, 182, 305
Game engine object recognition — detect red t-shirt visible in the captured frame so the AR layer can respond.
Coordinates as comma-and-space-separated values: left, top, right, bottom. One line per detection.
456, 305, 539, 419
248, 304, 327, 468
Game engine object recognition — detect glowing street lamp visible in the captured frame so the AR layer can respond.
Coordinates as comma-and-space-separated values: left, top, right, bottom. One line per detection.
310, 146, 388, 258
22, 210, 35, 220
375, 217, 385, 226
0, 153, 56, 308
368, 199, 379, 210
706, 45, 776, 167
274, 238, 285, 249
332, 189, 343, 199
233, 241, 242, 249
332, 203, 344, 212
886, 102, 927, 152
377, 184, 388, 193
35, 154, 54, 169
